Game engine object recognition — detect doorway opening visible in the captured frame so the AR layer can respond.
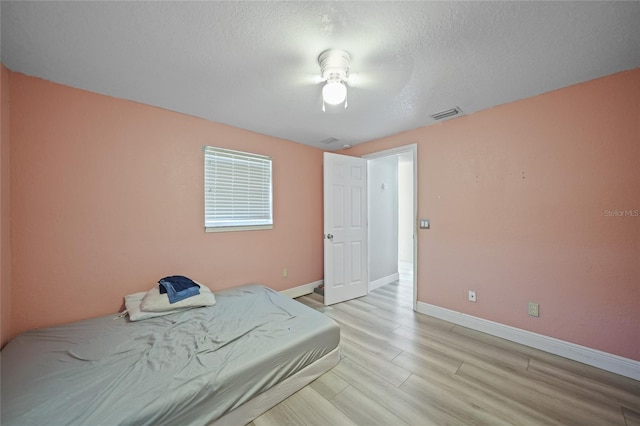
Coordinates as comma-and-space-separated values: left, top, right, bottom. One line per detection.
364, 144, 417, 310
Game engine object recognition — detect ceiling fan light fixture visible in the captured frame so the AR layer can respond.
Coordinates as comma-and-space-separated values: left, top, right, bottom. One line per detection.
318, 49, 351, 110
322, 78, 347, 105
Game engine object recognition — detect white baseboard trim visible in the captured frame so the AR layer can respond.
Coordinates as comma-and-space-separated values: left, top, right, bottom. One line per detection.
280, 280, 323, 299
369, 273, 400, 292
416, 302, 640, 381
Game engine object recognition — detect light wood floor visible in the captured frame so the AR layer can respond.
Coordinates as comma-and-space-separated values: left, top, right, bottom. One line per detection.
249, 280, 640, 426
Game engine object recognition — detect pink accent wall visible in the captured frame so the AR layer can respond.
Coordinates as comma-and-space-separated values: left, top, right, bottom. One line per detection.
1, 64, 12, 347
8, 71, 323, 338
5, 66, 639, 361
349, 69, 640, 360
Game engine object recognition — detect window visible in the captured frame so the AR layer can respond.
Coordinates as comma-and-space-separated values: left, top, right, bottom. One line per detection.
204, 146, 273, 232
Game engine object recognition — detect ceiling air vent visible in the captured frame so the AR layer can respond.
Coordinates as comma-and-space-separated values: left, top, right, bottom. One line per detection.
320, 137, 340, 145
430, 107, 462, 121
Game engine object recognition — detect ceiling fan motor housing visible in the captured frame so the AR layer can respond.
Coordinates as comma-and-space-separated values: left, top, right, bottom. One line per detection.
318, 49, 351, 82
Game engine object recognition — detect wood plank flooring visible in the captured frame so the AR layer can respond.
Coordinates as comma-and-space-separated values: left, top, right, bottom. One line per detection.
249, 280, 640, 426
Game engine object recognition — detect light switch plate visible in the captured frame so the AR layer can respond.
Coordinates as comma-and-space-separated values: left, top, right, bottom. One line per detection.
420, 218, 430, 229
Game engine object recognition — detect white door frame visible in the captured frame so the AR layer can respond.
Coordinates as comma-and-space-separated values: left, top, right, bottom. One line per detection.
363, 143, 418, 311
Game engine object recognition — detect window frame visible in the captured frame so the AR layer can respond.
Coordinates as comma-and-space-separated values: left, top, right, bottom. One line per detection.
204, 146, 273, 233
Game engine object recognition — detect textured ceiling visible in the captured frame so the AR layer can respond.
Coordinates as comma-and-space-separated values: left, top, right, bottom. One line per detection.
2, 1, 639, 150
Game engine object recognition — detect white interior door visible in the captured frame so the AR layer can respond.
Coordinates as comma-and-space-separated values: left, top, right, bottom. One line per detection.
323, 152, 368, 305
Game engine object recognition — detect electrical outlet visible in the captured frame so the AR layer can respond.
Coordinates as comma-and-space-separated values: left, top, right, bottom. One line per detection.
528, 302, 539, 317
468, 290, 477, 302
282, 268, 288, 278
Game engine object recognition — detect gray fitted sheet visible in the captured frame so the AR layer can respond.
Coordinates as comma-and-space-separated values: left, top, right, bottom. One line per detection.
1, 284, 339, 425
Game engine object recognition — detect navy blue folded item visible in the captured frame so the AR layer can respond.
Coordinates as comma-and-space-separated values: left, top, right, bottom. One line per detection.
158, 275, 200, 304
158, 276, 200, 293
161, 284, 200, 304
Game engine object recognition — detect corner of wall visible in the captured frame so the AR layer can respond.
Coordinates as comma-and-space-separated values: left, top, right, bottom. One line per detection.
1, 63, 12, 347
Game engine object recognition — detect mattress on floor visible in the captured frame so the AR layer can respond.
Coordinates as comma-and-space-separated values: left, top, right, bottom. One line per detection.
1, 284, 340, 426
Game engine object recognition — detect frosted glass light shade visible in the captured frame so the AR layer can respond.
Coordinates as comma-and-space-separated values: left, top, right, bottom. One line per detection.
322, 81, 347, 105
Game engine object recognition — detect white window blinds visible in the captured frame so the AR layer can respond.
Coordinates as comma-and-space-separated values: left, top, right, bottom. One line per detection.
204, 146, 273, 231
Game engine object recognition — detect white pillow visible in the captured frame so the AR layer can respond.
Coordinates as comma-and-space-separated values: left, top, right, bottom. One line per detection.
124, 292, 192, 321
140, 282, 216, 312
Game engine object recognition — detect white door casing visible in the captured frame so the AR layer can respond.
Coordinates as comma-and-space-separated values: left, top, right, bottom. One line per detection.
323, 152, 368, 305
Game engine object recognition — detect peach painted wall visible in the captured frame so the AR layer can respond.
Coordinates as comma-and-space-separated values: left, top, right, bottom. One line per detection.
349, 69, 640, 360
1, 64, 12, 347
8, 71, 324, 338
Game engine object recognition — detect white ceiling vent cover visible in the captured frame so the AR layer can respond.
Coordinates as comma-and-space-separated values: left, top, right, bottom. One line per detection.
320, 137, 340, 145
431, 107, 462, 121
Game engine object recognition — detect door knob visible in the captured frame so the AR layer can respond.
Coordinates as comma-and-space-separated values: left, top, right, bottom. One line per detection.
326, 234, 334, 240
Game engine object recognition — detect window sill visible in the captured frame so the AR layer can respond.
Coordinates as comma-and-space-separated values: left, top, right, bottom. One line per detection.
205, 224, 273, 233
